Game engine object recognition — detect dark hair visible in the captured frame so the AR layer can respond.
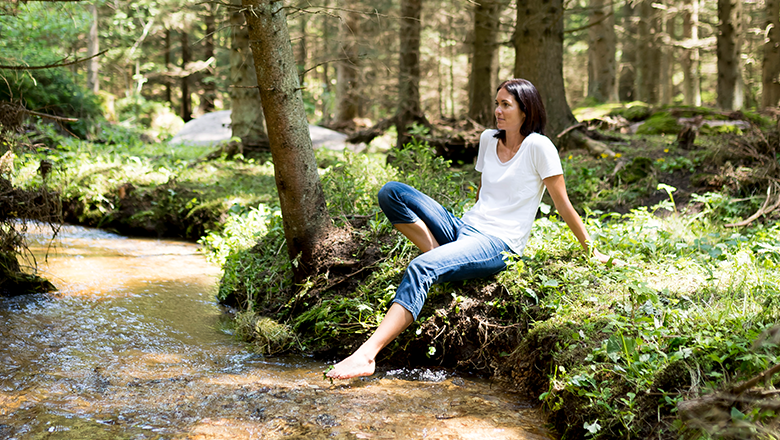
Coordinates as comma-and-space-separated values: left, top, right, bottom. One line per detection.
493, 78, 547, 142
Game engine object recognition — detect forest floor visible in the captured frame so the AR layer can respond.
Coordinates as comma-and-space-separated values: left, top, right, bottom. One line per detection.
8, 106, 780, 439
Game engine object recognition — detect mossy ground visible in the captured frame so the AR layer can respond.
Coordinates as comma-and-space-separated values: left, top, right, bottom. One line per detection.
11, 112, 780, 439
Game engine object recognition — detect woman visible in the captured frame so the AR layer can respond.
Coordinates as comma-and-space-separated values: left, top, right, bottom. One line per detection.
326, 78, 610, 380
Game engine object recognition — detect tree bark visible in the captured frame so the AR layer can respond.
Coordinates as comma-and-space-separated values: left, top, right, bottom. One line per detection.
241, 0, 332, 279
514, 0, 575, 141
165, 28, 173, 105
717, 0, 744, 110
681, 0, 701, 106
230, 0, 268, 148
320, 0, 333, 125
587, 0, 617, 102
618, 0, 636, 101
335, 4, 360, 126
86, 2, 99, 93
763, 0, 780, 108
468, 0, 507, 125
636, 0, 659, 103
181, 31, 192, 122
396, 0, 426, 149
296, 13, 308, 85
200, 2, 217, 113
659, 0, 674, 105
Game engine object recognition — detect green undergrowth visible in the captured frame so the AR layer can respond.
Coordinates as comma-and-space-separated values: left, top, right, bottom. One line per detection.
509, 203, 780, 439
12, 123, 279, 239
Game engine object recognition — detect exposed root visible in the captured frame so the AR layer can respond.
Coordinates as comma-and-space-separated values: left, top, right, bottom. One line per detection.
726, 183, 780, 227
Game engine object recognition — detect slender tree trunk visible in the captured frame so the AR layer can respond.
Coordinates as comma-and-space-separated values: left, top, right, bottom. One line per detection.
86, 2, 99, 93
320, 0, 332, 125
200, 2, 217, 113
230, 0, 267, 148
296, 13, 308, 85
763, 0, 780, 108
241, 0, 332, 278
681, 0, 701, 106
659, 0, 674, 105
396, 0, 425, 149
618, 0, 637, 101
717, 0, 744, 110
636, 0, 659, 103
514, 0, 575, 140
181, 31, 192, 122
165, 29, 173, 105
335, 4, 360, 126
468, 0, 506, 125
587, 0, 617, 102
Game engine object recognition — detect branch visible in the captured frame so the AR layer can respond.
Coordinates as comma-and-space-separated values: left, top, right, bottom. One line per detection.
22, 109, 78, 122
0, 49, 108, 71
726, 184, 780, 228
564, 11, 615, 34
731, 363, 780, 395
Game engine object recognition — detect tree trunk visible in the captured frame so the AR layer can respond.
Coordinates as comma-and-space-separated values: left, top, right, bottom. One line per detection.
762, 0, 780, 108
468, 0, 507, 125
320, 0, 333, 125
335, 4, 360, 126
181, 31, 192, 122
681, 0, 701, 106
587, 0, 617, 102
165, 28, 173, 105
230, 0, 268, 148
717, 0, 744, 110
241, 0, 332, 279
396, 0, 426, 149
514, 0, 575, 140
659, 0, 674, 105
618, 0, 636, 101
200, 2, 216, 114
636, 0, 659, 103
296, 12, 308, 85
86, 2, 99, 93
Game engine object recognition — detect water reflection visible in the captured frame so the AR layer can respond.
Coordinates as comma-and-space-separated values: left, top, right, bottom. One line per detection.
0, 225, 553, 439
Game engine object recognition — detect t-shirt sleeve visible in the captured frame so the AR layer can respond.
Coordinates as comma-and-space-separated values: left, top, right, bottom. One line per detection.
532, 135, 564, 179
475, 130, 495, 173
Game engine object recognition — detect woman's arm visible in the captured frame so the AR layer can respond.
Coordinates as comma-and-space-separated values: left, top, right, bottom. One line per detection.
543, 174, 612, 264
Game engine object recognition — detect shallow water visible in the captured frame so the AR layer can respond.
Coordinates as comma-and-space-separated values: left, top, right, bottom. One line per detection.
0, 225, 552, 439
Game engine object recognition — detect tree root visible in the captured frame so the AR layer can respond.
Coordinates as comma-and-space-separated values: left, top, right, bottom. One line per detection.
726, 183, 780, 227
562, 127, 617, 157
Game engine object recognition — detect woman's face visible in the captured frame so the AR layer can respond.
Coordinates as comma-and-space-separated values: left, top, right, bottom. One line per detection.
494, 87, 526, 135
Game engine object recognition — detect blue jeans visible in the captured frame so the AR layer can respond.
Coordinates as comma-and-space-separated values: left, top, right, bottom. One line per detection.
378, 182, 513, 320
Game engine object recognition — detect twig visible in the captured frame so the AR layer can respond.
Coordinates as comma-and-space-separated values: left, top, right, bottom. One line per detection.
731, 362, 780, 395
557, 122, 586, 139
0, 49, 108, 71
726, 184, 780, 228
21, 108, 78, 123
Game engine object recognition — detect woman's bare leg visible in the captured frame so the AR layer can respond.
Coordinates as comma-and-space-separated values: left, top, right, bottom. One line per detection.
325, 303, 414, 379
394, 220, 440, 252
325, 220, 438, 379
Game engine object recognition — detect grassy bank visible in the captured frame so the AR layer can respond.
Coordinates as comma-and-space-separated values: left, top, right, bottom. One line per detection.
12, 120, 780, 439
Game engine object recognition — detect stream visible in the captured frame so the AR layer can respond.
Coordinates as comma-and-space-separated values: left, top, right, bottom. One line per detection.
0, 225, 553, 439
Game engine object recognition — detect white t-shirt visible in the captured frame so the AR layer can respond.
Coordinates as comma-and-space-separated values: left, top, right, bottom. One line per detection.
461, 129, 563, 255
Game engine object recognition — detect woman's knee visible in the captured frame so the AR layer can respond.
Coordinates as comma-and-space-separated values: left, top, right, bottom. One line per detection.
378, 181, 411, 214
378, 181, 403, 204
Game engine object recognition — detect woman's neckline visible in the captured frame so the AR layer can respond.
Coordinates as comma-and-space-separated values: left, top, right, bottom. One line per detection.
496, 132, 529, 164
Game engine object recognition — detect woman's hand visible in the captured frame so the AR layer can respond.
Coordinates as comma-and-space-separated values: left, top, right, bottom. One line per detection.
592, 248, 624, 266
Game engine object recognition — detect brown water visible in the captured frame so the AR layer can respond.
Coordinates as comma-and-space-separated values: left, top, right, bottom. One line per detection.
0, 225, 553, 440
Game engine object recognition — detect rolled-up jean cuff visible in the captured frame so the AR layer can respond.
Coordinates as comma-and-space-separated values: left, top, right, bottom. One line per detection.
391, 298, 420, 320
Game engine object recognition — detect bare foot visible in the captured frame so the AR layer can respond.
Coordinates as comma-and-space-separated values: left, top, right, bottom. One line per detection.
325, 352, 375, 379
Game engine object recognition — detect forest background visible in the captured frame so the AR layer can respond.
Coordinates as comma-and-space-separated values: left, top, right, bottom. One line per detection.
2, 0, 780, 439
